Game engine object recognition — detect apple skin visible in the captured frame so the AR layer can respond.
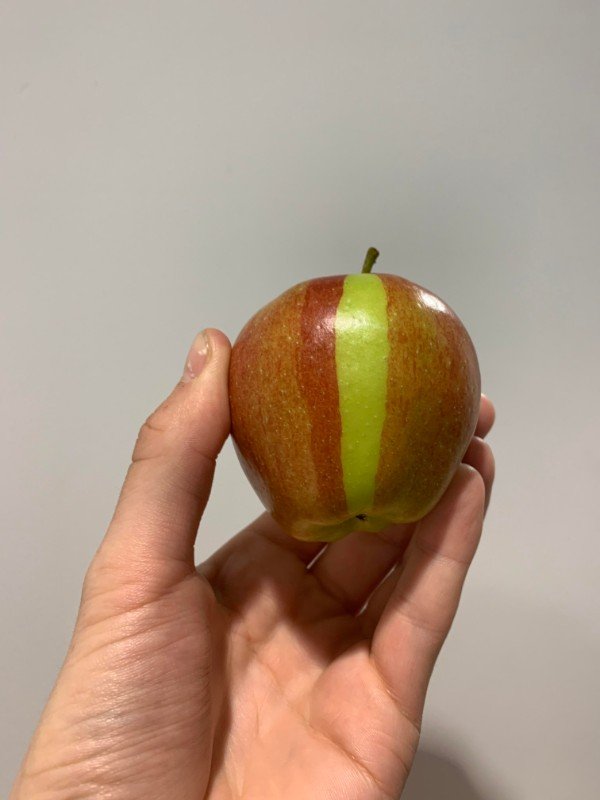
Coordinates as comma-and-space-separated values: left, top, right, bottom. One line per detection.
229, 271, 480, 542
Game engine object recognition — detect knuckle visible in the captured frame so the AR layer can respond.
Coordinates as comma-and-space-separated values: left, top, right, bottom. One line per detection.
459, 462, 487, 512
131, 403, 175, 463
80, 555, 112, 610
464, 437, 495, 485
477, 440, 495, 485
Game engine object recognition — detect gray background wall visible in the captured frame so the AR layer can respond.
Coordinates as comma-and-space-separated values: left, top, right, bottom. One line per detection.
2, 2, 599, 797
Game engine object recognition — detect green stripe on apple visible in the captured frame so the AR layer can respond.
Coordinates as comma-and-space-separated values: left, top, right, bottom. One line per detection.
335, 272, 389, 518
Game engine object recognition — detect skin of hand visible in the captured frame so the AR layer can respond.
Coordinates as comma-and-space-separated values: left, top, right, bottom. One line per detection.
10, 328, 496, 800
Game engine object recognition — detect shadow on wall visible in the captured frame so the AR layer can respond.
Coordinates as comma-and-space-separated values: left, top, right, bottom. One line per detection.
402, 749, 497, 800
399, 588, 599, 799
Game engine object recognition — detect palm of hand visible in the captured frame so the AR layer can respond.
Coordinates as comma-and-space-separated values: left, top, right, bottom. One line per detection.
71, 487, 482, 800
199, 518, 419, 799
16, 459, 490, 800
65, 513, 428, 800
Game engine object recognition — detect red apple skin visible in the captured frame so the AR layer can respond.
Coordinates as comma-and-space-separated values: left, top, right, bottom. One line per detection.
229, 273, 481, 541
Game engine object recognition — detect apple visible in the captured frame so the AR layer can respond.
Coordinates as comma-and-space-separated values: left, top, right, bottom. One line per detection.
229, 249, 480, 542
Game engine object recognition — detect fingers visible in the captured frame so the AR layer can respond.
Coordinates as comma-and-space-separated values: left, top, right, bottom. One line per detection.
306, 524, 415, 613
462, 437, 495, 512
367, 466, 485, 724
476, 393, 495, 438
95, 329, 231, 572
464, 393, 496, 512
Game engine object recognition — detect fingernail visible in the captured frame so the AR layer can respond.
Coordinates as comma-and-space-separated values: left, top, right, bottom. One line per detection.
182, 330, 211, 383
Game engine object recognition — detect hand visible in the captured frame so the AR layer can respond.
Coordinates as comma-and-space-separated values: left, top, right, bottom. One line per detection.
11, 329, 495, 800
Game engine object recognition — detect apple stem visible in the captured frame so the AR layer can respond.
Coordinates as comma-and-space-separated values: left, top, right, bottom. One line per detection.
361, 247, 380, 273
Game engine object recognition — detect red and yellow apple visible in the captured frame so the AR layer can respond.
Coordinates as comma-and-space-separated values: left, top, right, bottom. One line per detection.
229, 249, 480, 542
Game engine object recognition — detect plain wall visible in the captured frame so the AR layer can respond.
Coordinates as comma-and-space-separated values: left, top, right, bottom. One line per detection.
2, 2, 599, 797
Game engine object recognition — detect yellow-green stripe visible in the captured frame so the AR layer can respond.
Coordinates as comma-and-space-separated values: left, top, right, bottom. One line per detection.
335, 274, 389, 515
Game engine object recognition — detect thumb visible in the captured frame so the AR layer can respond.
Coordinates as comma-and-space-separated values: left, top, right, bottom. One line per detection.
94, 328, 231, 572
